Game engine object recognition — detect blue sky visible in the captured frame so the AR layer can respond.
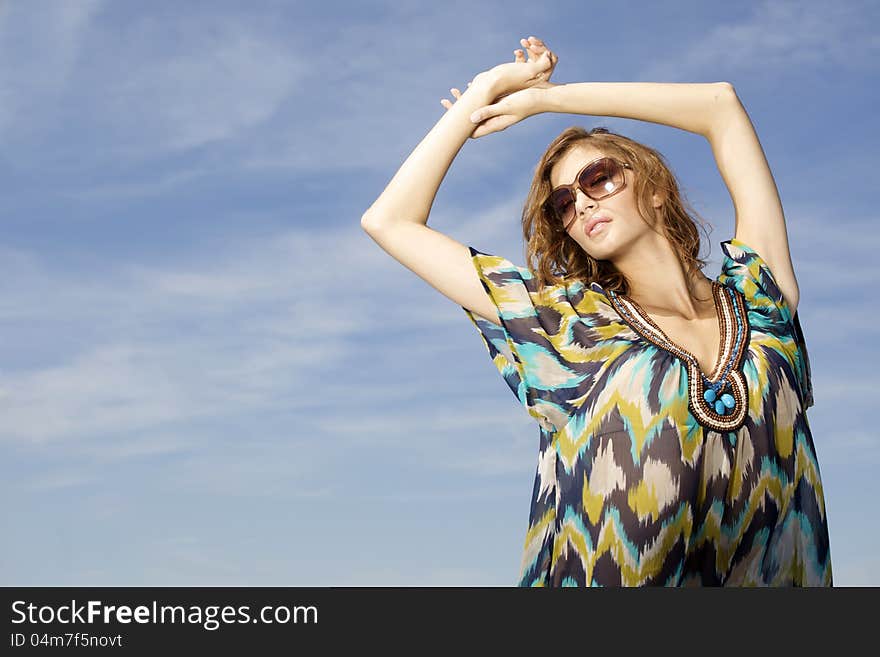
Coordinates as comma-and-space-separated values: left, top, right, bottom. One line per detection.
1, 0, 877, 586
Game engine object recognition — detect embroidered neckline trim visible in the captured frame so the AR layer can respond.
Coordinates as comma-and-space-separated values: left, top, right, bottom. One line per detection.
606, 281, 750, 432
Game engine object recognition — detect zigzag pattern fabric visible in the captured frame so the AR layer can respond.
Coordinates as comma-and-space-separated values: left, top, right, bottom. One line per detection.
462, 237, 832, 586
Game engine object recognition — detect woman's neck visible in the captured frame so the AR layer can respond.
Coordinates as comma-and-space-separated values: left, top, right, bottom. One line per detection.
612, 234, 713, 319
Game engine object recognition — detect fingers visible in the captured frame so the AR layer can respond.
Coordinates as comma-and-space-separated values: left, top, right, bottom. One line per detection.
519, 35, 557, 67
519, 37, 536, 63
440, 86, 463, 108
472, 114, 512, 139
469, 103, 499, 124
441, 83, 471, 110
520, 36, 545, 62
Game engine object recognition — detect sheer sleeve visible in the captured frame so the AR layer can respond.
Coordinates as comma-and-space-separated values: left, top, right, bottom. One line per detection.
719, 237, 814, 409
461, 246, 598, 433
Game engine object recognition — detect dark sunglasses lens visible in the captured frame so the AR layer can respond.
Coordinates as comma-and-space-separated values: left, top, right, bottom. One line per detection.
547, 159, 626, 226
579, 159, 624, 198
549, 189, 574, 223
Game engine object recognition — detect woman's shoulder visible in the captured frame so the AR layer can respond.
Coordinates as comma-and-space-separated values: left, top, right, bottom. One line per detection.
718, 237, 797, 325
467, 246, 614, 324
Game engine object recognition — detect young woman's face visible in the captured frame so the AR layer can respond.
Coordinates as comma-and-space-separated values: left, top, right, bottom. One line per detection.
548, 145, 660, 262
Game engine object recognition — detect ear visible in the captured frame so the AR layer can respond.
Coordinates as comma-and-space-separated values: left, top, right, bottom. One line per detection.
652, 191, 665, 208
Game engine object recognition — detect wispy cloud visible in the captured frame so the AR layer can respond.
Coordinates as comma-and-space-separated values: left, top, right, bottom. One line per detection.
0, 195, 536, 480
0, 225, 373, 446
637, 0, 879, 81
98, 18, 307, 156
0, 0, 104, 135
0, 4, 306, 171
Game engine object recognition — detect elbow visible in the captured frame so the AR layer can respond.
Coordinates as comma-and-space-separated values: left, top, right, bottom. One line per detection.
361, 212, 393, 234
706, 82, 741, 141
707, 82, 738, 113
360, 211, 379, 232
716, 81, 736, 95
715, 82, 742, 109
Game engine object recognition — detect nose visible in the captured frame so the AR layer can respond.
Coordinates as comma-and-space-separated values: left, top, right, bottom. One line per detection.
574, 188, 597, 217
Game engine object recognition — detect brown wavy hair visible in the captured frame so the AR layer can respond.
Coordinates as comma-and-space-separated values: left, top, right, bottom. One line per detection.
522, 126, 713, 300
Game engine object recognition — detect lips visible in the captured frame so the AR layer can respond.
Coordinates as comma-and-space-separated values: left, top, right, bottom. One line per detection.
586, 215, 612, 237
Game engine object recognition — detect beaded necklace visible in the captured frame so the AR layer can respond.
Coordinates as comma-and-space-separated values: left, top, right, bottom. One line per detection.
606, 281, 750, 433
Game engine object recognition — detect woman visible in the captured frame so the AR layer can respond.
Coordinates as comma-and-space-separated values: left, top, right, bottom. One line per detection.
361, 36, 832, 587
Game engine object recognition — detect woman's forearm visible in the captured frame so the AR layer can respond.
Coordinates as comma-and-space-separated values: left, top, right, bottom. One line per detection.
361, 83, 495, 229
539, 81, 733, 139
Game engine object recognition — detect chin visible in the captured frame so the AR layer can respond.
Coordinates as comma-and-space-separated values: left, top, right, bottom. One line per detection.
577, 237, 615, 261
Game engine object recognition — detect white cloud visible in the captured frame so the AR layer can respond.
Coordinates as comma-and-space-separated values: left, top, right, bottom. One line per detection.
0, 0, 104, 135
0, 5, 306, 166
637, 0, 878, 81
0, 253, 350, 446
0, 197, 530, 454
99, 19, 306, 155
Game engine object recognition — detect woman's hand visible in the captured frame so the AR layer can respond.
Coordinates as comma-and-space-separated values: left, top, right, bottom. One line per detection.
441, 36, 559, 139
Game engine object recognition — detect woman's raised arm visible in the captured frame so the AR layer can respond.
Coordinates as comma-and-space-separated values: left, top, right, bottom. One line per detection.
360, 80, 504, 326
361, 43, 556, 327
361, 83, 493, 229
362, 44, 555, 227
539, 81, 729, 138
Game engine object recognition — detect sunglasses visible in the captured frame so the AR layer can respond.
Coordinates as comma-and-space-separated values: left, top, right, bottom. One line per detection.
543, 157, 632, 229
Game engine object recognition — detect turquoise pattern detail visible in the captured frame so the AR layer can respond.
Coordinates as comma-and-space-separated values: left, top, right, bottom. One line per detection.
461, 237, 830, 586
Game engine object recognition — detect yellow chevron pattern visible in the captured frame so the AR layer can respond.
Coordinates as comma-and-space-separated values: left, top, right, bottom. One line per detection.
462, 237, 832, 586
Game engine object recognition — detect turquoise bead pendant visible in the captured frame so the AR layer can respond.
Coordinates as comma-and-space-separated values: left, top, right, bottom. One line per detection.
703, 382, 736, 416
692, 369, 748, 433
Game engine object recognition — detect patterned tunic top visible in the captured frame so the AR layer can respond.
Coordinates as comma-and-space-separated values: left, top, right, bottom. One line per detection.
462, 237, 832, 586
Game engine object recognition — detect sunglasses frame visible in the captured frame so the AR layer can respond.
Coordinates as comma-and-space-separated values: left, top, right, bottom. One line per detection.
544, 157, 633, 230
